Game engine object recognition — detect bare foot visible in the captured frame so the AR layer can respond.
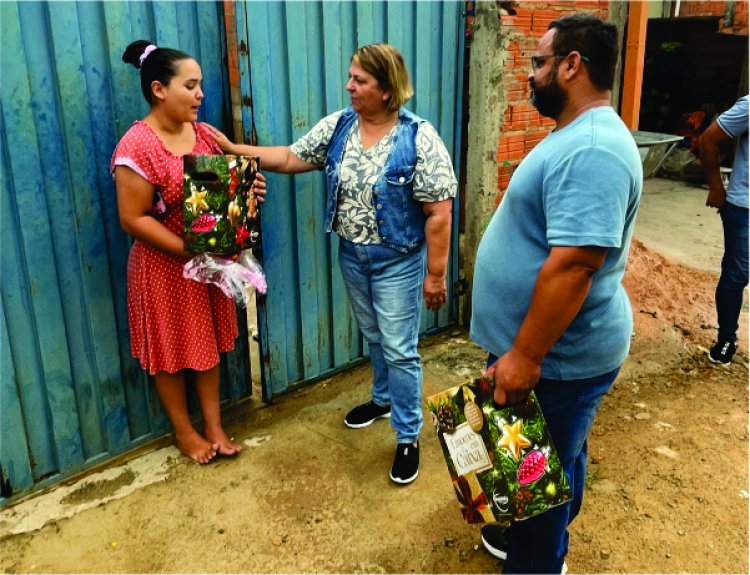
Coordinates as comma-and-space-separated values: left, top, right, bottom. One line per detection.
205, 425, 242, 456
175, 430, 218, 464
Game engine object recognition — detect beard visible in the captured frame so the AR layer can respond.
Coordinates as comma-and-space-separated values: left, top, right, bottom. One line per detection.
530, 71, 567, 119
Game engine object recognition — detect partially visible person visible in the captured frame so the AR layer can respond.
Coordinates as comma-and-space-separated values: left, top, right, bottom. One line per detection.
699, 95, 749, 366
208, 43, 456, 485
111, 40, 265, 463
470, 14, 642, 572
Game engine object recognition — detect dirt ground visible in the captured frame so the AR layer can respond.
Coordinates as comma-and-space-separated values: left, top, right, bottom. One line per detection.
1, 178, 748, 574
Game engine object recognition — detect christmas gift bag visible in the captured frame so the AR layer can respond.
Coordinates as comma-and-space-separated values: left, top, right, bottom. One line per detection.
426, 377, 572, 526
183, 155, 261, 255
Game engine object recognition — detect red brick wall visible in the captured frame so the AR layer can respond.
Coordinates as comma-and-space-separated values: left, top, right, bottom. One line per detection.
495, 1, 610, 205
678, 0, 749, 35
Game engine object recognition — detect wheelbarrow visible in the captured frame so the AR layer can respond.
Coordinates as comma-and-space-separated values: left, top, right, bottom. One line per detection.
631, 131, 685, 178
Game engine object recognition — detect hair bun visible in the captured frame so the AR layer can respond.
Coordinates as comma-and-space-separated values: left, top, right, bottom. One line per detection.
122, 39, 154, 69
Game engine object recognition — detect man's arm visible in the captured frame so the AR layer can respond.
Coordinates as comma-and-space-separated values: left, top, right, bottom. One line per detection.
422, 198, 453, 311
490, 245, 608, 406
699, 122, 733, 209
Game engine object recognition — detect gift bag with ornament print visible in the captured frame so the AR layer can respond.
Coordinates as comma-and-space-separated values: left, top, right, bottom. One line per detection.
183, 155, 261, 255
426, 377, 571, 526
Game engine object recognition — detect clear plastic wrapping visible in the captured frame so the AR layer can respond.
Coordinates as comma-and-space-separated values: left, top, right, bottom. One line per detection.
183, 248, 267, 307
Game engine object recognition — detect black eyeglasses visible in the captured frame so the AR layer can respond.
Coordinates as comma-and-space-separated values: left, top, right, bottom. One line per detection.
530, 52, 590, 72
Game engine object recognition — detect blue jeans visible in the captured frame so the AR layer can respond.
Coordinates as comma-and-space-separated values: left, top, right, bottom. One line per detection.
716, 202, 749, 343
487, 355, 619, 574
339, 238, 426, 444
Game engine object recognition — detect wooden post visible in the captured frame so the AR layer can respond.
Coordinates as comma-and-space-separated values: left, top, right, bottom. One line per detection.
620, 1, 648, 130
223, 0, 244, 142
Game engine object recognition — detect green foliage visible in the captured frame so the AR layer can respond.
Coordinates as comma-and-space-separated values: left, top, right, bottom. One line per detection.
585, 467, 600, 488
660, 41, 684, 53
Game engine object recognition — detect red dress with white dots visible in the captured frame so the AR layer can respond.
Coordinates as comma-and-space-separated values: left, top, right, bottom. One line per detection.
111, 121, 238, 375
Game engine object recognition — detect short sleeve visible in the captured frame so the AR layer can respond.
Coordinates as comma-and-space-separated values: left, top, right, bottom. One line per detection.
110, 124, 155, 183
717, 96, 749, 139
413, 122, 458, 202
544, 146, 632, 248
289, 110, 344, 167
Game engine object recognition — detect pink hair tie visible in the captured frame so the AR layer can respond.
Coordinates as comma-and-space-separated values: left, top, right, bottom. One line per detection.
139, 44, 157, 65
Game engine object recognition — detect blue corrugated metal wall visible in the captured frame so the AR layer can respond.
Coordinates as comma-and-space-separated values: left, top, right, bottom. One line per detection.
234, 1, 465, 399
0, 0, 250, 502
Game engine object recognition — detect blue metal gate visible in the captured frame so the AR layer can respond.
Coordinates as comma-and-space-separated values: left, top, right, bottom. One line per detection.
233, 1, 466, 399
0, 0, 250, 503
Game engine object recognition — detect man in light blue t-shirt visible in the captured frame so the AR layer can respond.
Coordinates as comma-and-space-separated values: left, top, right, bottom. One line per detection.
699, 95, 749, 366
471, 14, 642, 573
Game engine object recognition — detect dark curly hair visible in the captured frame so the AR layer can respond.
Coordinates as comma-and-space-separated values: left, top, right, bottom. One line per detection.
122, 40, 193, 105
548, 14, 619, 91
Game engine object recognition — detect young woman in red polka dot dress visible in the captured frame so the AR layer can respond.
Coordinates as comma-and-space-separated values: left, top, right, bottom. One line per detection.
111, 40, 265, 463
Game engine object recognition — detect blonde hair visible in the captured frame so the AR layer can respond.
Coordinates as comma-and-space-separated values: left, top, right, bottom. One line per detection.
351, 43, 413, 112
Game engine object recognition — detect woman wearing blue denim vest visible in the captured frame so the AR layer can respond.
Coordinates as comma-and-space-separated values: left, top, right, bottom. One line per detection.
208, 43, 457, 484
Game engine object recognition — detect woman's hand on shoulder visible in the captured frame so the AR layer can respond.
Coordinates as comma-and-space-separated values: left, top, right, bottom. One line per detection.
204, 123, 236, 154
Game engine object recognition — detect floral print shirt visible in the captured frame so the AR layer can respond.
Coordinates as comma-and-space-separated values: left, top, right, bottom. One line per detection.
290, 110, 458, 244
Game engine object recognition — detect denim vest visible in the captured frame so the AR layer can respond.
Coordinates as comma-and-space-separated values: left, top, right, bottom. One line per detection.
324, 107, 426, 253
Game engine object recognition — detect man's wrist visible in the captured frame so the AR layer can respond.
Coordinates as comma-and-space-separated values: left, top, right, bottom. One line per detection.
509, 344, 544, 367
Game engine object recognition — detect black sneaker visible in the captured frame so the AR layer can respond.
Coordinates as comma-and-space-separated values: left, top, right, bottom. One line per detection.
708, 339, 736, 365
389, 442, 419, 484
344, 400, 391, 428
480, 523, 508, 560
